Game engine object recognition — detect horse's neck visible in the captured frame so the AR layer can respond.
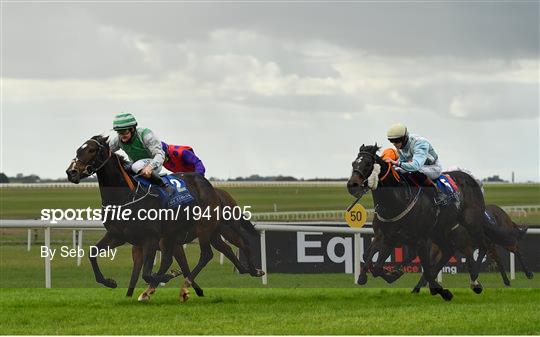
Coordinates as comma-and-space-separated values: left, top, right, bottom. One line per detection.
372, 156, 410, 208
96, 155, 132, 205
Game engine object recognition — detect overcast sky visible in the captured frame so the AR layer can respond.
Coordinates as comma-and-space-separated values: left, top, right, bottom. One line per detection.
1, 2, 539, 182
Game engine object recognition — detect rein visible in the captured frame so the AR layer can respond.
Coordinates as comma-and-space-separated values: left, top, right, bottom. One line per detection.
116, 155, 136, 191
380, 162, 400, 182
375, 188, 422, 223
354, 150, 420, 223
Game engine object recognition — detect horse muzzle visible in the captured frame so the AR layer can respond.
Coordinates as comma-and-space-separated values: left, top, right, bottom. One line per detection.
66, 169, 81, 184
347, 179, 365, 198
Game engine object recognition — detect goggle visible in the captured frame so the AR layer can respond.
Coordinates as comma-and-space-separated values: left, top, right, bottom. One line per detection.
388, 138, 402, 144
117, 129, 131, 135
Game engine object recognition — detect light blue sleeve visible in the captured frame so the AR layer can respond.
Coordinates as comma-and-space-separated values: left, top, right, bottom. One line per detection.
399, 140, 429, 172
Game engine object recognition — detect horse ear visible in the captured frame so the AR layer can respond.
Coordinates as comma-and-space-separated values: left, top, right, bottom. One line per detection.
359, 144, 365, 151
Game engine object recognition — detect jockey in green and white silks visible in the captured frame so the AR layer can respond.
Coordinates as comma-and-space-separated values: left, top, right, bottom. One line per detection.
108, 113, 174, 194
385, 123, 447, 205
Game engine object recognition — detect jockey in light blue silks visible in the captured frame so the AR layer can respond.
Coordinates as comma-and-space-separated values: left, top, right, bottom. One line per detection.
384, 123, 448, 205
108, 113, 175, 195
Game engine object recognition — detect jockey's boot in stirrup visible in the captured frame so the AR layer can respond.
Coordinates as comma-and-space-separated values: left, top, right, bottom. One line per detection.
418, 175, 448, 207
431, 181, 448, 206
149, 171, 175, 196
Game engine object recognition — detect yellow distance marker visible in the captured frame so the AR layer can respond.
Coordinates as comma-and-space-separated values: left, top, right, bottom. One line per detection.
345, 203, 367, 228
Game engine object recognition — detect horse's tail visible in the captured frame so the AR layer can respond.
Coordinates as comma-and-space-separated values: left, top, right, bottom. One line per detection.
513, 222, 529, 240
239, 218, 259, 237
215, 187, 258, 237
482, 221, 524, 246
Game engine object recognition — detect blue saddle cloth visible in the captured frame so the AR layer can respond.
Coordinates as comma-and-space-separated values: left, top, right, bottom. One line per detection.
435, 174, 459, 201
134, 175, 195, 208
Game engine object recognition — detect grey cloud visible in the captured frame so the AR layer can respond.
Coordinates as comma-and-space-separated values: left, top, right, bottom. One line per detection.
3, 4, 151, 78
86, 2, 539, 59
403, 82, 538, 120
225, 93, 364, 114
4, 2, 538, 80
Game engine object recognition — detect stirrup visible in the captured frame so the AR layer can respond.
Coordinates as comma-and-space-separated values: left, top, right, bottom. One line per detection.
434, 195, 449, 206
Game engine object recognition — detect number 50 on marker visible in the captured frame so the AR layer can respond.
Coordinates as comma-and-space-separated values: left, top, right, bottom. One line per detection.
345, 204, 367, 228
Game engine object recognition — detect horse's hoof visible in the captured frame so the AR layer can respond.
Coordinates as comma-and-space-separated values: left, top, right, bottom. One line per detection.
102, 278, 117, 289
441, 289, 453, 301
526, 272, 534, 279
470, 280, 483, 294
429, 287, 440, 296
387, 270, 404, 283
503, 279, 511, 287
194, 287, 204, 297
357, 273, 368, 285
411, 287, 421, 294
180, 288, 190, 302
251, 269, 265, 277
138, 293, 150, 302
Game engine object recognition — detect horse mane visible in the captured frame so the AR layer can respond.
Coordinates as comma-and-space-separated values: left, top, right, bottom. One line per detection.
89, 134, 129, 169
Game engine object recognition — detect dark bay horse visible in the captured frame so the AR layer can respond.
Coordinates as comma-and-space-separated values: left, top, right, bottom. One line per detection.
131, 188, 264, 301
481, 204, 532, 285
66, 135, 222, 299
360, 204, 532, 292
347, 144, 490, 300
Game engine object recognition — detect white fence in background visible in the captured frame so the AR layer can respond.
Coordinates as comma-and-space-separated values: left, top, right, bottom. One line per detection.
3, 181, 537, 189
2, 219, 539, 288
252, 210, 374, 221
252, 206, 536, 221
0, 181, 346, 188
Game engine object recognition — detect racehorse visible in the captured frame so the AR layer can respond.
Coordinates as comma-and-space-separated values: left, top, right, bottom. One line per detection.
130, 188, 264, 301
347, 144, 490, 300
66, 135, 222, 299
478, 204, 532, 285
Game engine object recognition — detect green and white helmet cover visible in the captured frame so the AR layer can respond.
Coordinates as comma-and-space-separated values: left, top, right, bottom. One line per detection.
113, 113, 138, 131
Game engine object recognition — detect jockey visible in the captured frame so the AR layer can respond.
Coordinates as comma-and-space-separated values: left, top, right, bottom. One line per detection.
384, 123, 447, 206
161, 142, 206, 176
108, 113, 175, 195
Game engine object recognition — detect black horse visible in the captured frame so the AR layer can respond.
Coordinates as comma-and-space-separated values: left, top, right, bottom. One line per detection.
66, 135, 223, 299
361, 204, 532, 292
347, 144, 490, 300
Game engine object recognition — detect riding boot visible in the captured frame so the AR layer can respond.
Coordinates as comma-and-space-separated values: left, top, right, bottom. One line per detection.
148, 171, 176, 196
423, 177, 448, 206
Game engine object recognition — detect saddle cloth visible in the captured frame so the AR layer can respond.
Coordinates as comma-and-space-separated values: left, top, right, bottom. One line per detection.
436, 174, 461, 205
134, 174, 195, 208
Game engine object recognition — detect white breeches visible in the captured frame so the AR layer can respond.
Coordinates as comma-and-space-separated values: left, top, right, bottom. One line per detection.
131, 159, 162, 174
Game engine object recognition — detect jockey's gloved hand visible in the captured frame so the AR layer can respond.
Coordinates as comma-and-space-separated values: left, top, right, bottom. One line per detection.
123, 162, 133, 172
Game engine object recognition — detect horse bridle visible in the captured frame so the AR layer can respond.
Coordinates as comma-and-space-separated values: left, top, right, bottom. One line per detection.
352, 151, 377, 178
70, 139, 111, 176
348, 151, 377, 205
